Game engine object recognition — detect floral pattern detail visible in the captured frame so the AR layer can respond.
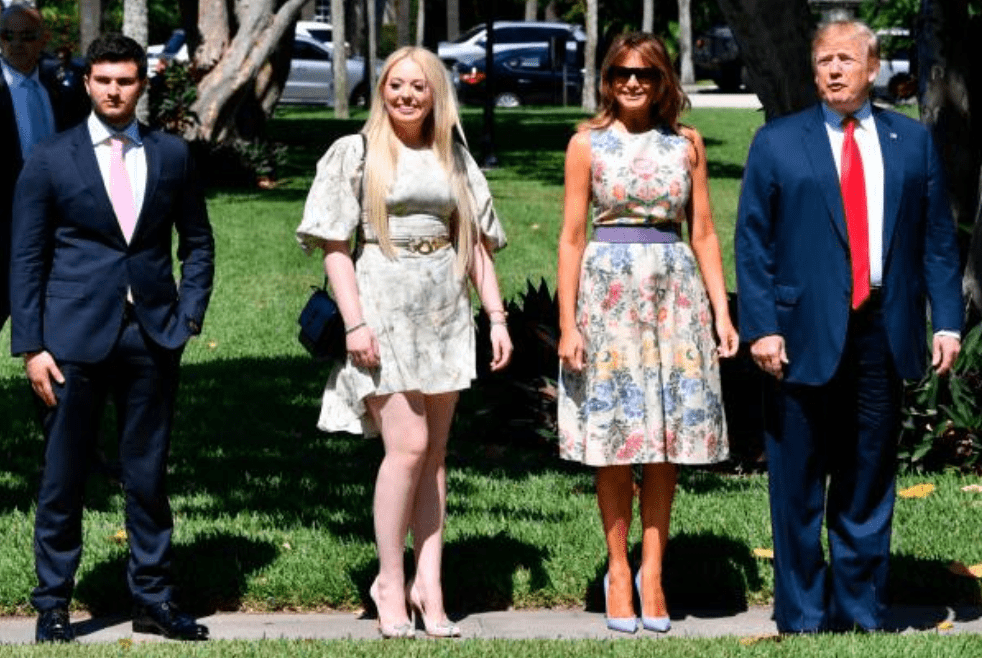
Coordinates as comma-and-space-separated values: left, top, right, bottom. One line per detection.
296, 135, 506, 436
590, 127, 692, 226
557, 127, 728, 466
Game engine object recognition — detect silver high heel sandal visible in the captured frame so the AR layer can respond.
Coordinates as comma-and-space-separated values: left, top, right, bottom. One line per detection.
369, 577, 415, 639
634, 571, 671, 632
406, 579, 461, 638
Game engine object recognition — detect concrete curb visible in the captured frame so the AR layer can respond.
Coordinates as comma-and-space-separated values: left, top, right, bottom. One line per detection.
2, 605, 981, 644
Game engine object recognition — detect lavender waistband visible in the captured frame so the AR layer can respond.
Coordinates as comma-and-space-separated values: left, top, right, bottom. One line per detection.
592, 224, 681, 244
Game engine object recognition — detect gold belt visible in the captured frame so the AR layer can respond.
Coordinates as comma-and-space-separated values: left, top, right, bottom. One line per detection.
363, 236, 451, 254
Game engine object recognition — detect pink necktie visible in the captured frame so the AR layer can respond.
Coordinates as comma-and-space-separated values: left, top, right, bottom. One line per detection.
110, 135, 137, 243
841, 117, 870, 310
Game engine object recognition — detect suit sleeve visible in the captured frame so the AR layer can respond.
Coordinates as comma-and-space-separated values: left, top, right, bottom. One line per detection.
735, 126, 780, 344
921, 130, 963, 335
9, 147, 55, 355
173, 143, 214, 337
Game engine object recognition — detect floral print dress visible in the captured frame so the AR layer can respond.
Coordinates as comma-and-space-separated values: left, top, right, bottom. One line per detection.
557, 127, 728, 466
296, 134, 506, 437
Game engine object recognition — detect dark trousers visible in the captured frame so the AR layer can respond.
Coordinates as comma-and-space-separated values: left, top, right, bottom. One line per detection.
31, 314, 182, 612
765, 299, 903, 632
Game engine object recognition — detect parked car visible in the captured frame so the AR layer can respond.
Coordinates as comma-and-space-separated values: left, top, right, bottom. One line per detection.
693, 25, 748, 92
147, 29, 188, 76
438, 20, 585, 68
281, 34, 369, 107
453, 44, 583, 108
872, 28, 916, 102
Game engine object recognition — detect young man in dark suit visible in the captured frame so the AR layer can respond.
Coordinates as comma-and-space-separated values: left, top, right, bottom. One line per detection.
735, 20, 962, 633
9, 33, 214, 643
1, 4, 84, 330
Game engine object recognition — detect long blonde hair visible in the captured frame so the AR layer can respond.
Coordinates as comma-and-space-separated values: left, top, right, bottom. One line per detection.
361, 46, 476, 274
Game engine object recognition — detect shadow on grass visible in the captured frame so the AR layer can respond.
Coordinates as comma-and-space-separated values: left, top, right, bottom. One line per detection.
75, 532, 278, 617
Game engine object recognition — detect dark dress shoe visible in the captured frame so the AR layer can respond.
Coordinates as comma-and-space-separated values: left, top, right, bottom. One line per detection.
36, 608, 75, 643
132, 601, 209, 641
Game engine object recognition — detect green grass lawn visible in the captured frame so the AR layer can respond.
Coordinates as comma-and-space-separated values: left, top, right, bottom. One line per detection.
0, 106, 979, 630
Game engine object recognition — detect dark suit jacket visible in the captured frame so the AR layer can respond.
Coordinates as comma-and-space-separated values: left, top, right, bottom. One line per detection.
1, 61, 86, 325
9, 120, 214, 363
735, 103, 963, 384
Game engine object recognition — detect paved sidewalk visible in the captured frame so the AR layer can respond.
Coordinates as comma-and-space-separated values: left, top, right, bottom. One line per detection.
2, 605, 981, 644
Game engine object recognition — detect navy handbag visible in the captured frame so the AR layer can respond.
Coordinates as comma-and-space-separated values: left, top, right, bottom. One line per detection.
298, 282, 346, 362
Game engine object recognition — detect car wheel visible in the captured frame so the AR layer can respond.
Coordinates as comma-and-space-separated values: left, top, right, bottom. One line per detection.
350, 83, 369, 108
494, 91, 521, 108
716, 63, 743, 92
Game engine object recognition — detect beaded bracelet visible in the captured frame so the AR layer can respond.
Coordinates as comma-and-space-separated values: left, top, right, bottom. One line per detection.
345, 322, 367, 335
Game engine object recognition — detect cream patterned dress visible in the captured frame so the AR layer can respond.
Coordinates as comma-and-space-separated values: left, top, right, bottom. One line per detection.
297, 134, 506, 436
557, 126, 728, 466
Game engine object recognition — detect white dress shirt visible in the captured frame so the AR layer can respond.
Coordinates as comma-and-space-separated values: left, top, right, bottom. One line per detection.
822, 101, 884, 288
2, 58, 56, 160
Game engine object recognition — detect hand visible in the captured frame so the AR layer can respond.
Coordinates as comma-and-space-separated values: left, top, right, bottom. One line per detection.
715, 317, 740, 358
489, 324, 513, 372
24, 351, 65, 407
932, 334, 961, 376
558, 327, 586, 373
750, 334, 788, 380
346, 325, 380, 369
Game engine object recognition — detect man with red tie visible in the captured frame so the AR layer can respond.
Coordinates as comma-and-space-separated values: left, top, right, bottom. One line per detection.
9, 34, 213, 643
735, 20, 962, 633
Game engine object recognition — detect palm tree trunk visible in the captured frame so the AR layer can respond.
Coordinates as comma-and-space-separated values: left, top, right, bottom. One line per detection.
446, 0, 459, 40
677, 0, 694, 84
333, 0, 349, 118
582, 0, 597, 113
415, 0, 425, 46
642, 0, 653, 33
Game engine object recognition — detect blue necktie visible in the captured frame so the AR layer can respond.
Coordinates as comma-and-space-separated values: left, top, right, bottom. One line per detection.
21, 77, 52, 155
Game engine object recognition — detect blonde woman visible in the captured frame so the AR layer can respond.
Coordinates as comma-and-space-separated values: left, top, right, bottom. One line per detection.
296, 47, 512, 638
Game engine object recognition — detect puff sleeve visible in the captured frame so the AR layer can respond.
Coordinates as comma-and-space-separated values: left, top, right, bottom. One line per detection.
296, 134, 366, 254
460, 145, 507, 252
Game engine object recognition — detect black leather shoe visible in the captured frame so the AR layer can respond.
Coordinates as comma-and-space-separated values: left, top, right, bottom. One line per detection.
35, 608, 75, 643
132, 601, 208, 641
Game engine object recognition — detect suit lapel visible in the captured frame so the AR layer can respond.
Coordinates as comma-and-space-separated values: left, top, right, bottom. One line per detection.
802, 104, 849, 248
138, 126, 161, 239
71, 123, 129, 247
0, 79, 25, 170
874, 109, 904, 264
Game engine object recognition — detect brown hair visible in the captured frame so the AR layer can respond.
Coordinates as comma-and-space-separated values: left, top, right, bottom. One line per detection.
582, 32, 690, 133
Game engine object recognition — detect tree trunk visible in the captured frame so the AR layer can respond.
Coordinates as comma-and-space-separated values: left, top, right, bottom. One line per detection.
642, 0, 654, 33
678, 0, 694, 84
333, 0, 349, 118
544, 0, 558, 21
191, 0, 308, 143
397, 0, 410, 46
582, 0, 597, 114
525, 0, 537, 21
416, 0, 425, 46
366, 0, 378, 97
446, 0, 459, 41
919, 0, 982, 308
79, 0, 102, 54
122, 0, 150, 122
715, 0, 814, 120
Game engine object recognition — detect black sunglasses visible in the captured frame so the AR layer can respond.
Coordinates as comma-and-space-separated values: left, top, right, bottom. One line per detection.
609, 65, 659, 85
1, 30, 41, 43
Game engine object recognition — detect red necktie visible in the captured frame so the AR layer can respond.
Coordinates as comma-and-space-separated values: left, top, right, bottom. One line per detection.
841, 117, 870, 309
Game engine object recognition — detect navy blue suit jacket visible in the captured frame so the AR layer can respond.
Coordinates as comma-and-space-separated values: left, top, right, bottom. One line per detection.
9, 120, 214, 362
735, 104, 962, 384
1, 64, 85, 325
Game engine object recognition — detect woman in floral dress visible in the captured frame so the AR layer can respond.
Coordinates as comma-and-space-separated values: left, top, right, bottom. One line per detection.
557, 33, 738, 633
296, 47, 512, 637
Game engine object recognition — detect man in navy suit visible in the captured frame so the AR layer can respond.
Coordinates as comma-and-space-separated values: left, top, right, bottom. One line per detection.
735, 20, 962, 633
9, 34, 213, 643
1, 4, 85, 330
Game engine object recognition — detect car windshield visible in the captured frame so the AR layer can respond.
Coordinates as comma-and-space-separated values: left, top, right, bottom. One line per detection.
454, 25, 485, 43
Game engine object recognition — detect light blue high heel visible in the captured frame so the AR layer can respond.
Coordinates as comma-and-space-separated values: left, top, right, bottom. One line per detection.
603, 573, 638, 633
635, 571, 671, 633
